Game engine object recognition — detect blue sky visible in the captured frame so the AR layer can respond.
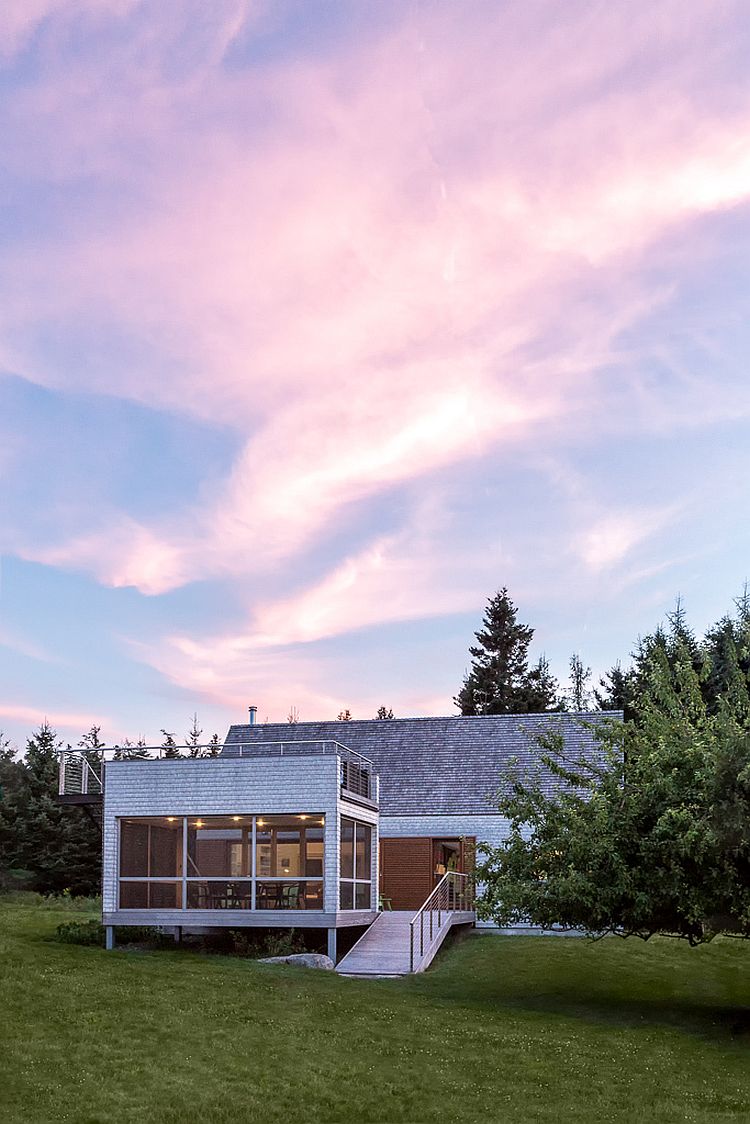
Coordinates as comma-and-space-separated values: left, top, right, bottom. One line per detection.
1, 0, 750, 749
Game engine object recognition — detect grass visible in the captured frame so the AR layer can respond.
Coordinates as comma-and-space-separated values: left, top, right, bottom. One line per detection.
1, 896, 749, 1123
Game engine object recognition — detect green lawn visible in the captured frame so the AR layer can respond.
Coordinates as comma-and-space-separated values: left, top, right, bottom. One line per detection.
1, 897, 749, 1123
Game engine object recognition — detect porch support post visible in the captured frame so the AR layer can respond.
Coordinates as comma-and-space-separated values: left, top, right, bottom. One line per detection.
327, 928, 337, 964
105, 925, 115, 951
173, 926, 182, 943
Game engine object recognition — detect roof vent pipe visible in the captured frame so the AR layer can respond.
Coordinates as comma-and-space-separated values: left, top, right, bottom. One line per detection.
248, 705, 257, 725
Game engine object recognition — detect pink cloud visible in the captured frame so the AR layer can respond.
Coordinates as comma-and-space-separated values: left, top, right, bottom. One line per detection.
4, 0, 750, 610
0, 701, 108, 735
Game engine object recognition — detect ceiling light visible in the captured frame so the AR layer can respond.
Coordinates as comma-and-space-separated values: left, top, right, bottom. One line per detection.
232, 816, 240, 822
167, 817, 176, 823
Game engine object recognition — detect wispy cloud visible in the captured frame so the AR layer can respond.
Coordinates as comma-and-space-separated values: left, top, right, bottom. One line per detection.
0, 702, 107, 736
2, 2, 750, 727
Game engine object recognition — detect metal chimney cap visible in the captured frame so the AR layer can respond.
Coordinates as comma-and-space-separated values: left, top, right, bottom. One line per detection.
248, 705, 257, 725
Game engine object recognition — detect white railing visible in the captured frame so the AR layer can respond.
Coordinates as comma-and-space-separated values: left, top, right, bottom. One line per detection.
58, 751, 103, 796
409, 871, 474, 973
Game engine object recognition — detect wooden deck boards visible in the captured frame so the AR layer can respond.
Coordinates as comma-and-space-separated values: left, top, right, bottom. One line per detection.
335, 910, 474, 977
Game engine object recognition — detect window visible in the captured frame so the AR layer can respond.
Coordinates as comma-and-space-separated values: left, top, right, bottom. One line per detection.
339, 817, 373, 911
117, 815, 325, 911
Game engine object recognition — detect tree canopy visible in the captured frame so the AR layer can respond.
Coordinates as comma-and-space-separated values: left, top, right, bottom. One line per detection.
476, 592, 750, 943
456, 588, 560, 715
0, 724, 100, 896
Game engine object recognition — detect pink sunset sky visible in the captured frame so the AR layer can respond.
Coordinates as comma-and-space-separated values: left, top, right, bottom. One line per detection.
1, 0, 750, 748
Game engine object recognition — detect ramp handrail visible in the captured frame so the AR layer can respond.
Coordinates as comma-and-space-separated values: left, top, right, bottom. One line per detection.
409, 871, 474, 972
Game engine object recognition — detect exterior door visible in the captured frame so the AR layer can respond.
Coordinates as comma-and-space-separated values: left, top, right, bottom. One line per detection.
379, 837, 432, 910
380, 835, 475, 910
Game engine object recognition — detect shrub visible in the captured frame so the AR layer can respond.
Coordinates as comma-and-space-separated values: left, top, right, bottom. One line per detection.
56, 919, 105, 946
230, 927, 307, 958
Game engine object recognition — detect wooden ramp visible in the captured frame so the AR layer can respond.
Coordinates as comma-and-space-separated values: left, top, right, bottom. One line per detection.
336, 908, 474, 978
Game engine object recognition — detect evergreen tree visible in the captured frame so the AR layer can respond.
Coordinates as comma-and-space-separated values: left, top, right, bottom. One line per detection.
0, 724, 100, 895
336, 709, 353, 721
78, 724, 105, 788
186, 713, 204, 758
567, 653, 592, 711
160, 730, 181, 759
205, 733, 222, 758
455, 588, 559, 715
376, 706, 395, 719
113, 736, 149, 761
594, 662, 632, 714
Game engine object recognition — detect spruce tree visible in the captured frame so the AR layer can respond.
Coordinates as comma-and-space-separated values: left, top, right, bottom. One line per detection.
160, 730, 181, 759
0, 724, 100, 895
205, 733, 222, 758
113, 736, 149, 761
455, 588, 559, 715
186, 713, 204, 758
594, 662, 632, 714
567, 653, 592, 711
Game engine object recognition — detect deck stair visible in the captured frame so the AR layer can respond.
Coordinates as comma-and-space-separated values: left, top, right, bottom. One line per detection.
336, 872, 474, 977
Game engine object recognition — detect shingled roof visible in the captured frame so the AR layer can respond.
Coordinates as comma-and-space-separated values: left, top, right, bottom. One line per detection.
223, 712, 620, 816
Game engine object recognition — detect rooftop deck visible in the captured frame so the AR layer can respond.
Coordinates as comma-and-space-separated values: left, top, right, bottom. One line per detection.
57, 740, 379, 805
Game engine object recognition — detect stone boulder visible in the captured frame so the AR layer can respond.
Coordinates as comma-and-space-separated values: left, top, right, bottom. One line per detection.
258, 953, 334, 970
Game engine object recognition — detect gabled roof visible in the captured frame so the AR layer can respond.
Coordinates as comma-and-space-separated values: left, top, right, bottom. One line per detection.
223, 712, 620, 816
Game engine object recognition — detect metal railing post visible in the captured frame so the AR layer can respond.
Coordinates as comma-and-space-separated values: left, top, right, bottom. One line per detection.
410, 921, 414, 973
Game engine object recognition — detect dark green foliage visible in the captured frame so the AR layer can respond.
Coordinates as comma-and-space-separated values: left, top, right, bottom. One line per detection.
456, 588, 560, 714
56, 918, 105, 946
0, 724, 101, 896
205, 733, 222, 758
186, 713, 204, 758
594, 661, 631, 713
478, 591, 750, 943
113, 737, 149, 761
160, 729, 181, 759
566, 653, 592, 710
596, 589, 750, 722
376, 706, 395, 719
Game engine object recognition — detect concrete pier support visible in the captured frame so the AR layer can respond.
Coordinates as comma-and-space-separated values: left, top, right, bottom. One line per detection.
327, 928, 337, 964
105, 925, 115, 951
173, 926, 182, 943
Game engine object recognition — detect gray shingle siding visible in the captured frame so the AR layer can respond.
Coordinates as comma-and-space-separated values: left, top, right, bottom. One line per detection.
223, 712, 620, 816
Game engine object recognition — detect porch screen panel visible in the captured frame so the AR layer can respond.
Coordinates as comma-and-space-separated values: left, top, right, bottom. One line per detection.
120, 820, 149, 877
188, 820, 247, 877
339, 817, 373, 911
118, 814, 325, 911
150, 824, 182, 877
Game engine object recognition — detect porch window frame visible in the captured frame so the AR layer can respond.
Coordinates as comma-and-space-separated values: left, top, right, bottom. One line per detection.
338, 815, 373, 911
117, 813, 325, 911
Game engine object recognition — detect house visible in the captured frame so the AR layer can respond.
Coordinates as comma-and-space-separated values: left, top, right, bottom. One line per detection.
58, 710, 617, 974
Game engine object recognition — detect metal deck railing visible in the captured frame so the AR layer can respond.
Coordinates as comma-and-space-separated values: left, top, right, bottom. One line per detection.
58, 752, 104, 797
57, 739, 379, 802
